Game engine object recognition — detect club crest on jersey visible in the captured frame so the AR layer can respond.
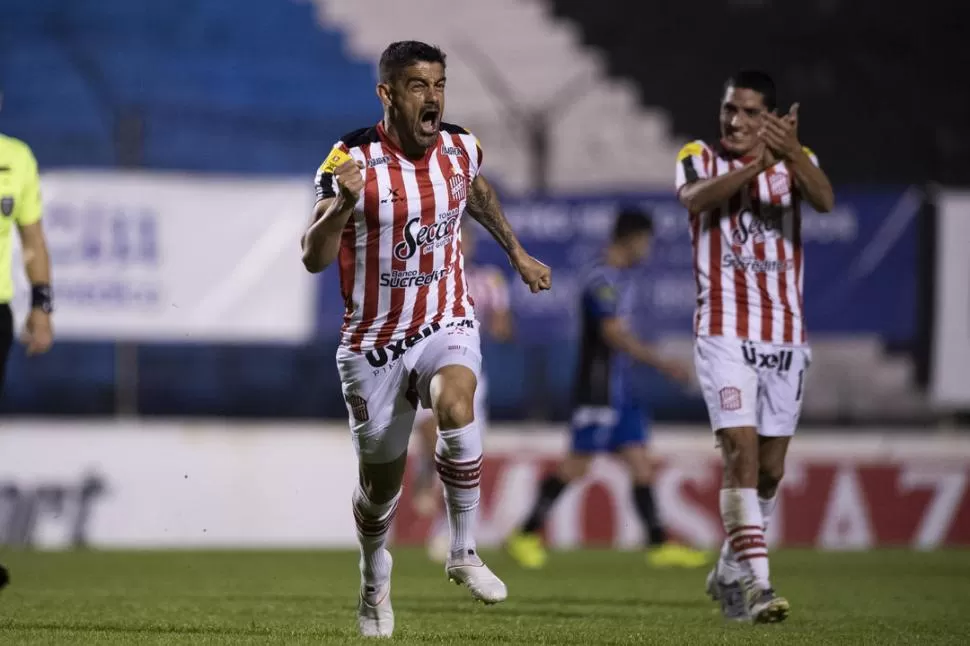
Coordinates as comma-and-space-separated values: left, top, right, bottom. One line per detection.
768, 172, 791, 199
0, 196, 13, 217
449, 173, 466, 201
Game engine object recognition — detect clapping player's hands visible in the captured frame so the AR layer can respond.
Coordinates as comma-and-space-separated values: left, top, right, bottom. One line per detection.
334, 159, 365, 202
510, 249, 552, 293
759, 104, 801, 160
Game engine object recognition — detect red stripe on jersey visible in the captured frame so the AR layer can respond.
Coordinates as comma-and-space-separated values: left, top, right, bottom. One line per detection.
701, 147, 711, 176
751, 196, 772, 342
729, 190, 748, 338
373, 160, 410, 346
690, 213, 702, 334
349, 147, 380, 351
793, 197, 805, 343
404, 166, 437, 337
338, 219, 356, 327
708, 162, 723, 336
776, 235, 793, 343
451, 146, 472, 318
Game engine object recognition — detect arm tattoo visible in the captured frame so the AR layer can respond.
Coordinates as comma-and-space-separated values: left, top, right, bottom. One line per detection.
465, 175, 520, 255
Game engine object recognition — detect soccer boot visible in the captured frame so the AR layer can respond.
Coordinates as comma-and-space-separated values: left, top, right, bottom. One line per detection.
0, 563, 8, 590
705, 562, 748, 621
745, 583, 790, 624
358, 552, 394, 638
504, 531, 548, 569
446, 549, 508, 604
647, 543, 709, 568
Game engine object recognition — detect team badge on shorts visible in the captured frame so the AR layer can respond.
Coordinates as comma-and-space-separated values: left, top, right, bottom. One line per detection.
719, 386, 742, 411
346, 393, 369, 422
0, 196, 13, 217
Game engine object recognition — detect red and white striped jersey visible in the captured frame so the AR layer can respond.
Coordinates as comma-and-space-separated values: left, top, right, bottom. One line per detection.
315, 122, 482, 352
675, 140, 820, 346
463, 264, 510, 333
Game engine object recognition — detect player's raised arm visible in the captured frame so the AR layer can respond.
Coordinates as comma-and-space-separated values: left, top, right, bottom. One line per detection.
465, 174, 551, 293
302, 149, 363, 273
760, 105, 834, 213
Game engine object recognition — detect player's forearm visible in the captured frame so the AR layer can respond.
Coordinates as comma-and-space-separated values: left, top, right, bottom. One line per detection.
679, 162, 763, 213
302, 197, 355, 273
604, 326, 666, 370
787, 150, 835, 213
465, 175, 524, 258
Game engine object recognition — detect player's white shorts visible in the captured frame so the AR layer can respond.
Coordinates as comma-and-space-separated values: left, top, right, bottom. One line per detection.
694, 335, 811, 437
336, 318, 482, 463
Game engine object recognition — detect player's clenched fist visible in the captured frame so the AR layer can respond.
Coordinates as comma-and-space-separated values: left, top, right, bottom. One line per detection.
511, 250, 552, 294
335, 159, 365, 202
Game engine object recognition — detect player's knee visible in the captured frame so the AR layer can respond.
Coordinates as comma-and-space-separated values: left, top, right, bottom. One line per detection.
434, 388, 475, 430
758, 462, 785, 496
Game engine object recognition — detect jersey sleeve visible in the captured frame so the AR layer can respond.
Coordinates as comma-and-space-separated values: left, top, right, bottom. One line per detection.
15, 143, 42, 226
314, 142, 352, 202
674, 140, 710, 195
801, 145, 820, 167
584, 274, 620, 320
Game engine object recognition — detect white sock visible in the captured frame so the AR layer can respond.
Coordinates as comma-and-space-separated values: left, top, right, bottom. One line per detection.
720, 488, 770, 589
352, 485, 399, 589
759, 494, 778, 532
435, 420, 483, 559
718, 537, 743, 584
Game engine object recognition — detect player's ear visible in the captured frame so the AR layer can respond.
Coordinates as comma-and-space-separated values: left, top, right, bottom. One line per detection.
376, 82, 393, 109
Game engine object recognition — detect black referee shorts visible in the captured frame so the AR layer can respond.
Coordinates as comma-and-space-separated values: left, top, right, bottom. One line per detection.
0, 303, 13, 397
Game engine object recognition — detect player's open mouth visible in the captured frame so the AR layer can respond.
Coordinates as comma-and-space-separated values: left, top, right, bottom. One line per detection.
419, 109, 439, 136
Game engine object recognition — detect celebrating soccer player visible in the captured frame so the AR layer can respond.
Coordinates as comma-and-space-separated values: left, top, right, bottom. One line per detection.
301, 41, 551, 638
675, 70, 834, 623
505, 207, 706, 570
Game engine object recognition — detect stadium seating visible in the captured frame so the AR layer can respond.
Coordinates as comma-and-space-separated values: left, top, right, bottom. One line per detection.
548, 0, 970, 185
312, 0, 683, 193
0, 0, 377, 173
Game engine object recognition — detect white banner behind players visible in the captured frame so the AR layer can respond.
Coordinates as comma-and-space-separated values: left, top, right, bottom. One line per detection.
10, 171, 316, 342
1, 421, 969, 550
931, 190, 970, 408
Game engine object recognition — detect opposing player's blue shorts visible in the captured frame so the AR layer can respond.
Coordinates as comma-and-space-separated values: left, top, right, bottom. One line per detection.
569, 401, 649, 453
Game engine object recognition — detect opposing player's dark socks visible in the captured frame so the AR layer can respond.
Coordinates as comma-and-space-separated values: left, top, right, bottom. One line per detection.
521, 474, 567, 533
633, 484, 668, 545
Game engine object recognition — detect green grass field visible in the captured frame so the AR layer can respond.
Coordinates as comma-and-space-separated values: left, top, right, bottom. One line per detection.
1, 548, 968, 644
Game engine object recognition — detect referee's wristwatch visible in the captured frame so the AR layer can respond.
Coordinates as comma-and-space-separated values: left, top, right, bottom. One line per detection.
31, 284, 53, 314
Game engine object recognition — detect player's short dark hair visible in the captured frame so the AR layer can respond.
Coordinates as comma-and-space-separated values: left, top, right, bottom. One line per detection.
724, 69, 776, 111
379, 41, 447, 84
613, 207, 654, 241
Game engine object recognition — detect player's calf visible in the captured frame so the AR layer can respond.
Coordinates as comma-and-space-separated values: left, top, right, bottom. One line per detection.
717, 427, 772, 592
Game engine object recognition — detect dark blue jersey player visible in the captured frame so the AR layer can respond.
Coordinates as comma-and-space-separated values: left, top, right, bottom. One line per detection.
505, 207, 708, 569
